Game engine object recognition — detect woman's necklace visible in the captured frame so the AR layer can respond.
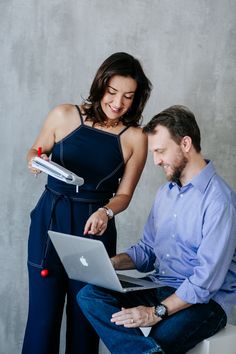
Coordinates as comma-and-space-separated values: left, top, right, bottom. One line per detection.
97, 118, 120, 128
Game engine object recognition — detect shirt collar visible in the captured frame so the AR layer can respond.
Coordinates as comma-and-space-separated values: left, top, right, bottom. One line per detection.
168, 160, 216, 193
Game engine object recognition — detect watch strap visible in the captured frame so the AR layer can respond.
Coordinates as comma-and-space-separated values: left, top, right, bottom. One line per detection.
98, 206, 114, 220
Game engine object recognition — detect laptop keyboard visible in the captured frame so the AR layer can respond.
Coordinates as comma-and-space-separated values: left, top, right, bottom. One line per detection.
120, 280, 142, 288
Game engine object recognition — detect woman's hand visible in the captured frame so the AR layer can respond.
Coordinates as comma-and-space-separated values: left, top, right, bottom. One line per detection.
84, 209, 109, 236
28, 152, 49, 175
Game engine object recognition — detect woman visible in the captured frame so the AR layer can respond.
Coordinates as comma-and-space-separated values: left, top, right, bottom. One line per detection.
22, 52, 152, 354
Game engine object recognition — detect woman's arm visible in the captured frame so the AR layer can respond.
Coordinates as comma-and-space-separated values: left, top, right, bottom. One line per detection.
27, 104, 80, 173
107, 127, 148, 213
84, 128, 148, 235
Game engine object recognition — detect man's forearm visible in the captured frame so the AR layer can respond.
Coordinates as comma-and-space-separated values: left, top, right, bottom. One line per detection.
161, 293, 191, 316
111, 253, 136, 270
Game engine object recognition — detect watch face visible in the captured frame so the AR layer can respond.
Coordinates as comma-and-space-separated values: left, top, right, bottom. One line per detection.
106, 208, 113, 219
98, 207, 113, 219
156, 305, 167, 318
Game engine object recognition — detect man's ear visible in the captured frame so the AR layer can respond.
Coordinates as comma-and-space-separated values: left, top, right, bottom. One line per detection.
180, 136, 192, 152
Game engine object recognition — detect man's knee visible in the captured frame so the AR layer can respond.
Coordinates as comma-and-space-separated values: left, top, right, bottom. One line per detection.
77, 284, 94, 306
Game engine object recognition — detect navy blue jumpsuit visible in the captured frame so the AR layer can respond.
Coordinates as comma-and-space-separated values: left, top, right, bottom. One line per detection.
22, 106, 129, 354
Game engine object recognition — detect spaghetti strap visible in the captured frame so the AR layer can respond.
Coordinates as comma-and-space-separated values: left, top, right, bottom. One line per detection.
118, 126, 130, 136
75, 105, 84, 125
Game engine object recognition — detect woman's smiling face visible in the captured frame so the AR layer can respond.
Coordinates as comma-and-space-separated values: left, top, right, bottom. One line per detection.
100, 75, 137, 120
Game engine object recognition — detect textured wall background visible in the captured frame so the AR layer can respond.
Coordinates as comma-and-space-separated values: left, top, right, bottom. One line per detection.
0, 1, 235, 353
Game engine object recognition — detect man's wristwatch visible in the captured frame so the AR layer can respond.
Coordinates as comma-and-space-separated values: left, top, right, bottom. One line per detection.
154, 304, 168, 320
98, 206, 114, 220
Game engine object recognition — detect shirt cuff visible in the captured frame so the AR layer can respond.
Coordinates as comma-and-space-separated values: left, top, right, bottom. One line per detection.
126, 245, 155, 273
175, 278, 211, 304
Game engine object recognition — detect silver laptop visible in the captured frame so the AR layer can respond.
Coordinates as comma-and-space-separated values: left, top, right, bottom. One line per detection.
48, 231, 159, 293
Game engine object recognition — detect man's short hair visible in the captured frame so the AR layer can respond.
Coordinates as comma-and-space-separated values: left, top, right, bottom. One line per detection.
143, 105, 201, 152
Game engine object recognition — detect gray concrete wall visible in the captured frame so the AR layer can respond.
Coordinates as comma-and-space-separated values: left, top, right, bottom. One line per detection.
0, 1, 235, 353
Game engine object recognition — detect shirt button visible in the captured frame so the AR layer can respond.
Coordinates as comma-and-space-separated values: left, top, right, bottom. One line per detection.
173, 214, 177, 218
161, 270, 165, 275
166, 253, 170, 258
180, 194, 183, 198
172, 234, 175, 238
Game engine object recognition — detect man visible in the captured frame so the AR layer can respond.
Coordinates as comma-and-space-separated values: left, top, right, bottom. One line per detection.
77, 105, 236, 354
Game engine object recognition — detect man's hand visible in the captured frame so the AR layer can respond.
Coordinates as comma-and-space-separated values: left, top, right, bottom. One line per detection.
110, 253, 136, 270
111, 306, 160, 328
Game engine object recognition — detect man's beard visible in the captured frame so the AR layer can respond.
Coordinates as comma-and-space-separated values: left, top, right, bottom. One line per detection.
169, 153, 188, 184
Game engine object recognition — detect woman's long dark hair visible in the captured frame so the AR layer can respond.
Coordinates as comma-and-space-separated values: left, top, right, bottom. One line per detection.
82, 52, 152, 127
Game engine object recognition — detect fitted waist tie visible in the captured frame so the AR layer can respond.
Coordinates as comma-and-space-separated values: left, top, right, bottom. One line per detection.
47, 176, 113, 202
46, 185, 111, 204
40, 185, 111, 274
40, 188, 73, 275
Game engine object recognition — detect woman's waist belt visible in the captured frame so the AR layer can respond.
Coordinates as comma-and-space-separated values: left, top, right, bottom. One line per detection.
46, 184, 112, 204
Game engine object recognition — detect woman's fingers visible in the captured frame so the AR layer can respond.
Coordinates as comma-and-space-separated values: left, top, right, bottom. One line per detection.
84, 211, 108, 235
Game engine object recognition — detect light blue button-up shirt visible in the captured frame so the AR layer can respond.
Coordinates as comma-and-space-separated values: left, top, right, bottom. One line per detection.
126, 161, 236, 317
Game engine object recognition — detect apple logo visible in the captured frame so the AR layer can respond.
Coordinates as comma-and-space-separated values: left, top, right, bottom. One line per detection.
80, 256, 88, 267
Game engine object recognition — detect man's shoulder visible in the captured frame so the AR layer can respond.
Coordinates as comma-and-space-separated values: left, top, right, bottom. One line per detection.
207, 172, 236, 206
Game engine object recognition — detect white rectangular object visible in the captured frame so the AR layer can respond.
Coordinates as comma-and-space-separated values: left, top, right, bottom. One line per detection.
32, 156, 84, 186
188, 324, 236, 354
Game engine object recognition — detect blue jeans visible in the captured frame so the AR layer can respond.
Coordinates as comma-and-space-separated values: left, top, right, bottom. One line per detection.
77, 285, 227, 354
